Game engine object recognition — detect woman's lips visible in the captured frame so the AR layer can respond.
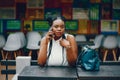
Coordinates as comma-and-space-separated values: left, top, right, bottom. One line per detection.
56, 32, 62, 36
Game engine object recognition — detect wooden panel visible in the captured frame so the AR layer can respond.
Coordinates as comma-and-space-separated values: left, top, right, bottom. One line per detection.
73, 8, 89, 19
26, 8, 44, 19
27, 0, 44, 8
77, 19, 89, 34
61, 3, 72, 19
118, 21, 120, 34
15, 0, 27, 3
101, 3, 112, 19
44, 0, 60, 8
61, 0, 73, 3
90, 0, 101, 3
0, 0, 15, 7
16, 3, 26, 19
0, 8, 15, 19
89, 20, 99, 34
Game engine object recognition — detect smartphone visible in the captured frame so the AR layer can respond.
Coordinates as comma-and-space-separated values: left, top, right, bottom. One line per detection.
48, 27, 54, 37
49, 27, 53, 31
62, 34, 66, 39
49, 27, 65, 39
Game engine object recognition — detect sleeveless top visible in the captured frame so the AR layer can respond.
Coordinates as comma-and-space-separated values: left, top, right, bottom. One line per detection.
47, 34, 68, 66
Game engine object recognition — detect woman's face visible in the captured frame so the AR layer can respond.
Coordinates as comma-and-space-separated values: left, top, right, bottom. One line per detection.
51, 19, 65, 38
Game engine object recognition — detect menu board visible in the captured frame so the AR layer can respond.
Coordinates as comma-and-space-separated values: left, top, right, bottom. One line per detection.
101, 20, 118, 34
6, 20, 21, 30
33, 20, 49, 31
65, 20, 78, 30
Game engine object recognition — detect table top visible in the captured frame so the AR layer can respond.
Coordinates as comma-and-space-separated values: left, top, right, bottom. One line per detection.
18, 66, 77, 80
18, 65, 120, 80
77, 65, 120, 80
77, 41, 94, 46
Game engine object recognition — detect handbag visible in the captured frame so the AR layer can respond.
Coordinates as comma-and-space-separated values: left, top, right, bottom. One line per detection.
76, 45, 100, 71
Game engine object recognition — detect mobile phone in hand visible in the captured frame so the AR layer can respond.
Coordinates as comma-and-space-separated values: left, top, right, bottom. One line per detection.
49, 27, 54, 37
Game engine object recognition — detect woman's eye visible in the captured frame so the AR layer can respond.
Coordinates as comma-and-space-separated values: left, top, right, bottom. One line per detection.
61, 25, 65, 28
54, 25, 58, 28
53, 25, 65, 29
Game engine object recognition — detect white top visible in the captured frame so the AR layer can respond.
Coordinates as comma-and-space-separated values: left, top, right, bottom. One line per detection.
47, 34, 68, 66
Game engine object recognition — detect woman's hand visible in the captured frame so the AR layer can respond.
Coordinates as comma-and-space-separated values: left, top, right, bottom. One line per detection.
45, 31, 54, 43
60, 39, 71, 49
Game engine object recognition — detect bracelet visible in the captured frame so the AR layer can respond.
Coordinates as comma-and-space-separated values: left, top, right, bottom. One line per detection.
65, 45, 71, 49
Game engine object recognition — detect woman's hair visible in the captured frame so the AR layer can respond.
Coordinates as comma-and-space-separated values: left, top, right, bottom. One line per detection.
46, 16, 66, 27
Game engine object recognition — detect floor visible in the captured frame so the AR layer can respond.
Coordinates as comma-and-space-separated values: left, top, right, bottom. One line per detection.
0, 62, 15, 80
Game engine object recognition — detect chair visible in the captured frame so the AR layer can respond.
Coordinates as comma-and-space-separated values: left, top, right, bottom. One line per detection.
102, 35, 118, 61
90, 34, 104, 49
3, 33, 21, 59
12, 56, 31, 80
15, 32, 26, 55
117, 35, 120, 61
75, 35, 87, 54
75, 35, 87, 42
0, 35, 6, 59
15, 32, 26, 48
26, 31, 41, 57
89, 34, 104, 61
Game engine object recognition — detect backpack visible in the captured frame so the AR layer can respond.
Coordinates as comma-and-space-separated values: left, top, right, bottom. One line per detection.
76, 45, 100, 71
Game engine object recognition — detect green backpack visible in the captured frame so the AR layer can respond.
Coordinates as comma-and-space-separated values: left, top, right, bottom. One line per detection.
76, 45, 100, 71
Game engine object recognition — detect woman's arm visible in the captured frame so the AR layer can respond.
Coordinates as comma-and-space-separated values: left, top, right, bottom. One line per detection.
37, 31, 54, 66
66, 35, 78, 66
60, 34, 78, 66
37, 37, 48, 66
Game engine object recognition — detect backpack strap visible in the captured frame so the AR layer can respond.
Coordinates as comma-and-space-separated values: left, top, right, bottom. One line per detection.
61, 34, 66, 64
48, 40, 52, 59
46, 40, 52, 66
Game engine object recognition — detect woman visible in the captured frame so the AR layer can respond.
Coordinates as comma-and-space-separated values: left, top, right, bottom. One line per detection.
37, 16, 78, 66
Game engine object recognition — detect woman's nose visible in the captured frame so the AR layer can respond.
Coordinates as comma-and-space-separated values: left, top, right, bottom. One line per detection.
57, 27, 61, 30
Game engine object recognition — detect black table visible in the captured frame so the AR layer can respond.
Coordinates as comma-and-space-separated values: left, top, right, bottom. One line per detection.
77, 65, 120, 80
77, 41, 94, 47
18, 66, 77, 80
18, 65, 120, 80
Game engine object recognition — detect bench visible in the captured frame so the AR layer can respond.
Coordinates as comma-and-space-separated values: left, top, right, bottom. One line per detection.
1, 56, 38, 80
